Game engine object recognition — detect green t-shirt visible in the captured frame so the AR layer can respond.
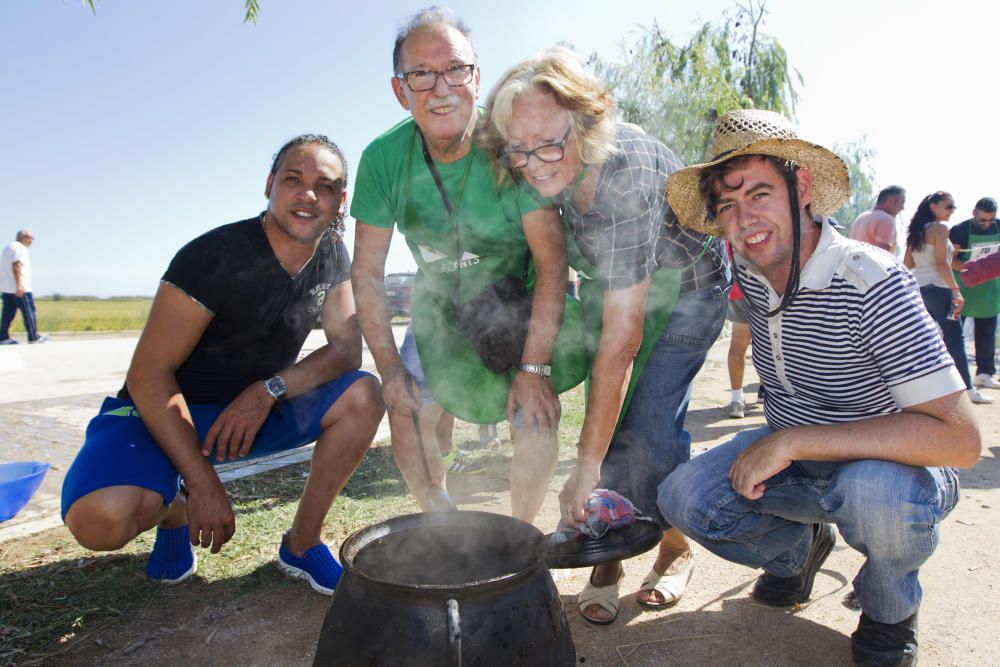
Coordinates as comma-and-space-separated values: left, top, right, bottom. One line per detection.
351, 116, 545, 302
351, 117, 586, 422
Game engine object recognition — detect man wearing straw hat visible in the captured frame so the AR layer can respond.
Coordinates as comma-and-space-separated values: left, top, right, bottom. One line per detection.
659, 109, 981, 666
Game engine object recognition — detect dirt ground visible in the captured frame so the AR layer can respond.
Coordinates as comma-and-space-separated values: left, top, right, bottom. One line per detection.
11, 337, 1000, 666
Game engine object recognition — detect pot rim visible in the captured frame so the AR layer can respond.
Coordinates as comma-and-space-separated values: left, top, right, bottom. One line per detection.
339, 510, 548, 594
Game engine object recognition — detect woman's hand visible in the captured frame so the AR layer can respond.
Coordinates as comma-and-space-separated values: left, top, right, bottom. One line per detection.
951, 289, 965, 316
558, 459, 600, 528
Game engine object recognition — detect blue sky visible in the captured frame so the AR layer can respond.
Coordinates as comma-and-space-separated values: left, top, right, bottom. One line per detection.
3, 0, 997, 297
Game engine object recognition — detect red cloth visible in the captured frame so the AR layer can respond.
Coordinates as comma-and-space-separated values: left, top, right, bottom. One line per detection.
726, 241, 743, 300
960, 252, 1000, 287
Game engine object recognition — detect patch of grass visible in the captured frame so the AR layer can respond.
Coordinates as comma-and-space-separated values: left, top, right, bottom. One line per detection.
0, 438, 421, 665
0, 385, 589, 665
7, 298, 152, 334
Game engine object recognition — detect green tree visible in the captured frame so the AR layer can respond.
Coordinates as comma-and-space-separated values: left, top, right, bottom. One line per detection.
83, 0, 260, 24
590, 1, 800, 165
832, 136, 878, 231
590, 0, 876, 218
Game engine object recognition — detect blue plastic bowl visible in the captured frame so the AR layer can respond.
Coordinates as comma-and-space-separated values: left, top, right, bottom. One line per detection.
0, 462, 51, 522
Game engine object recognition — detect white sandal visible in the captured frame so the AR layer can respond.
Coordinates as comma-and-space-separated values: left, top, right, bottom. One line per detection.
577, 566, 625, 625
638, 551, 695, 609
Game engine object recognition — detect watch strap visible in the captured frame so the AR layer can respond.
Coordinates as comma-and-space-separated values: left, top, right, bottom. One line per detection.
518, 363, 552, 378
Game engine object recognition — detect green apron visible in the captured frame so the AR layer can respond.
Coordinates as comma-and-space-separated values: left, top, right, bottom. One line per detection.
406, 133, 588, 423
955, 228, 1000, 318
564, 218, 682, 433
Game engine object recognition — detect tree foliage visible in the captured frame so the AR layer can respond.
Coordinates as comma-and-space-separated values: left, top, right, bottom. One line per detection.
83, 0, 260, 24
589, 0, 875, 225
590, 1, 800, 165
832, 136, 878, 229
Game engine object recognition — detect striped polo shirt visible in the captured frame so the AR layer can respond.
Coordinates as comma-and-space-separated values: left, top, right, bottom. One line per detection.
736, 220, 965, 430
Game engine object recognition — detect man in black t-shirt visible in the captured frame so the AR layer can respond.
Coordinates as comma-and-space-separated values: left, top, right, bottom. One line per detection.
61, 135, 385, 596
949, 197, 1000, 389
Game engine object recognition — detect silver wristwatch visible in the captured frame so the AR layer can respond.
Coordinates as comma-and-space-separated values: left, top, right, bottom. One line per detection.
518, 363, 552, 378
263, 375, 287, 400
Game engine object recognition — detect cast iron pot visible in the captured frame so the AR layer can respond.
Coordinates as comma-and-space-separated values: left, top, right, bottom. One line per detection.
313, 511, 575, 667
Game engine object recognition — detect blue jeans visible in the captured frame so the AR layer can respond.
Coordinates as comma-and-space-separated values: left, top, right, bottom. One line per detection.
1, 292, 39, 341
920, 285, 972, 389
659, 426, 960, 624
600, 278, 728, 528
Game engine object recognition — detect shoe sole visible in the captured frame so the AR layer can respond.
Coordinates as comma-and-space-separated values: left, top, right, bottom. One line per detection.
754, 524, 835, 606
447, 467, 486, 475
277, 557, 335, 596
798, 525, 835, 601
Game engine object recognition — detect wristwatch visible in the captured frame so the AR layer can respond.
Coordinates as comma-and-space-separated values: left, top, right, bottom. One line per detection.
518, 363, 552, 378
263, 375, 288, 401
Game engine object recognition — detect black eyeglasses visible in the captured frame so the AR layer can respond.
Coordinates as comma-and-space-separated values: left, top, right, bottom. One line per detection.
498, 127, 572, 169
395, 64, 476, 92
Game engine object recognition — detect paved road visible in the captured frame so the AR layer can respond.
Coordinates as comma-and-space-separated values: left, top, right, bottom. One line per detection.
0, 327, 404, 542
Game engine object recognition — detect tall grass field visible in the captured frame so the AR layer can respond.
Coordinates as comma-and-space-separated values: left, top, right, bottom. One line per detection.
6, 297, 152, 333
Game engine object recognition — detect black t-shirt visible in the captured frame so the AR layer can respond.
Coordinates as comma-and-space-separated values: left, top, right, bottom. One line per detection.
949, 217, 1000, 262
119, 215, 351, 405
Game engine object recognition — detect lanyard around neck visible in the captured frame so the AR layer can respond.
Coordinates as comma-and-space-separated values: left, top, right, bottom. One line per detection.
415, 129, 479, 307
418, 130, 473, 219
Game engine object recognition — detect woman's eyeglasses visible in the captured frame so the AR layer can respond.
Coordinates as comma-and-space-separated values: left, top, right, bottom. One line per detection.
498, 127, 572, 169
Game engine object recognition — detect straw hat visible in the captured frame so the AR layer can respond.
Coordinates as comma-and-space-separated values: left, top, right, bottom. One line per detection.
666, 109, 851, 236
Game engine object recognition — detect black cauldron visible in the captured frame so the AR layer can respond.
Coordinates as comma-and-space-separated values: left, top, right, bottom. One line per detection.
313, 511, 575, 666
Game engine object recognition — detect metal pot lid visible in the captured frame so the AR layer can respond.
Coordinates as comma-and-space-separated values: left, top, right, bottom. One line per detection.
545, 517, 662, 569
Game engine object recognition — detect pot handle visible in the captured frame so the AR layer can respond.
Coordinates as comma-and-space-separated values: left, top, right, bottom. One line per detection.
446, 598, 461, 666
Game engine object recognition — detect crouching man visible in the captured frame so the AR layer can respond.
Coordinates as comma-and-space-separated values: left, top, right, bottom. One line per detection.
660, 110, 981, 666
61, 134, 385, 595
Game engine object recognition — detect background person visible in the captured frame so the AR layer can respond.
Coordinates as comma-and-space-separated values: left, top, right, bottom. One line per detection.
0, 229, 47, 344
480, 47, 729, 625
661, 109, 980, 667
849, 185, 906, 253
351, 7, 585, 521
725, 276, 755, 419
61, 135, 384, 596
949, 197, 1000, 390
903, 192, 991, 404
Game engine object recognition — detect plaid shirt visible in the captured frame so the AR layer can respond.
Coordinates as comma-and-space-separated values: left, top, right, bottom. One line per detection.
558, 125, 727, 292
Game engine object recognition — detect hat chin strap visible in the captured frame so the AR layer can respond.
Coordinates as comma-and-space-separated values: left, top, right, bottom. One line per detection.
736, 166, 802, 318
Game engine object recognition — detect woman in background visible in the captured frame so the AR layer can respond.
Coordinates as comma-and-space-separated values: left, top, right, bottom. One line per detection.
904, 191, 991, 404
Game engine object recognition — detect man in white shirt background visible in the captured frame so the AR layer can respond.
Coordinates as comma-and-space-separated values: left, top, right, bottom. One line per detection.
1, 229, 46, 344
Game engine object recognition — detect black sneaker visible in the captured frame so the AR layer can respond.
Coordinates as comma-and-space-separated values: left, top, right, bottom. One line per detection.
752, 523, 835, 606
851, 612, 917, 666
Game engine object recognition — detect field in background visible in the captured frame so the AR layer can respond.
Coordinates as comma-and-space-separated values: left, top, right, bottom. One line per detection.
6, 298, 152, 334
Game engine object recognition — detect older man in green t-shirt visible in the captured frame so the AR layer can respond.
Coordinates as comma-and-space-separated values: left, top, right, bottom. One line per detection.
350, 7, 584, 521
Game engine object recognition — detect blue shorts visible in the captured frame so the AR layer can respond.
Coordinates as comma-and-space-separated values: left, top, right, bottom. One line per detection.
61, 370, 373, 520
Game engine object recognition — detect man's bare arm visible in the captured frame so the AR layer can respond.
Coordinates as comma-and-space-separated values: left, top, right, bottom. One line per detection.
12, 261, 24, 296
728, 390, 981, 499
126, 282, 234, 552
352, 222, 418, 414
202, 279, 362, 462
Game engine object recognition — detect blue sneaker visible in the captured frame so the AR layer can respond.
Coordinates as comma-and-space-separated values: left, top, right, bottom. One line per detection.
0, 338, 17, 345
277, 536, 343, 596
28, 335, 48, 344
147, 524, 197, 584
